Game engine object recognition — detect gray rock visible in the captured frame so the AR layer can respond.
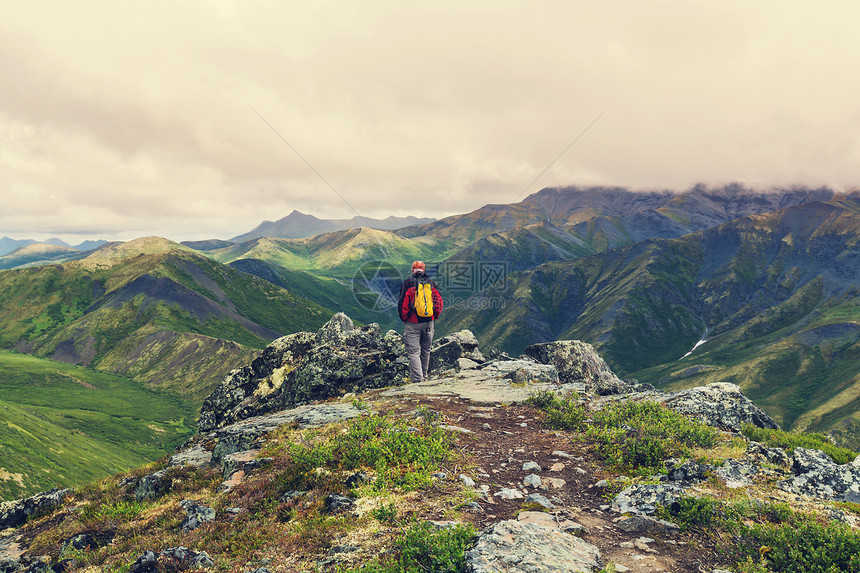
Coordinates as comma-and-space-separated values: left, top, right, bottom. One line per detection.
665, 458, 713, 482
522, 461, 541, 472
168, 444, 212, 468
523, 474, 542, 488
134, 470, 170, 502
662, 383, 779, 432
429, 339, 465, 373
0, 489, 69, 530
715, 459, 758, 488
495, 488, 524, 500
158, 546, 214, 569
747, 441, 790, 466
128, 550, 159, 573
523, 340, 630, 394
467, 520, 601, 572
611, 484, 687, 515
524, 494, 555, 510
210, 403, 361, 463
323, 494, 355, 514
457, 358, 479, 370
778, 448, 860, 503
179, 500, 216, 531
615, 513, 681, 533
199, 313, 407, 431
460, 474, 476, 488
480, 360, 559, 384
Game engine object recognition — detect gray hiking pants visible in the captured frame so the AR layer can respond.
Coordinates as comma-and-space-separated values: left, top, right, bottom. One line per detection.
403, 320, 434, 383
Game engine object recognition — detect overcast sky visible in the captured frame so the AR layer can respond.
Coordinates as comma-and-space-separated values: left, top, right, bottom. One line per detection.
3, 1, 860, 242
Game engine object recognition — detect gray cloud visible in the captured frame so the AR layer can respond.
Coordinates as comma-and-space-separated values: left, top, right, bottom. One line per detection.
2, 0, 859, 241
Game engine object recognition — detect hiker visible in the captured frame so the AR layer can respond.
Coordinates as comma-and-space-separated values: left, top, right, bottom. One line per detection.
398, 260, 443, 383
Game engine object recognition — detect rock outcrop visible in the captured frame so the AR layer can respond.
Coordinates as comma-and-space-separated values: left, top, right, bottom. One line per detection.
778, 448, 860, 503
199, 313, 405, 431
601, 382, 779, 433
524, 340, 627, 393
0, 489, 69, 530
466, 520, 602, 572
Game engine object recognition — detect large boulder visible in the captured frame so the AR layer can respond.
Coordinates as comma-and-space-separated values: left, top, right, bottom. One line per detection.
199, 313, 406, 431
466, 520, 601, 573
662, 383, 779, 432
611, 483, 687, 515
778, 448, 860, 503
0, 489, 69, 530
429, 330, 484, 373
523, 340, 628, 394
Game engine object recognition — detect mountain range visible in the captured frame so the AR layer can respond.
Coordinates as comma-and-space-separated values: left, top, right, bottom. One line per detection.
2, 183, 860, 495
229, 209, 435, 242
0, 237, 106, 257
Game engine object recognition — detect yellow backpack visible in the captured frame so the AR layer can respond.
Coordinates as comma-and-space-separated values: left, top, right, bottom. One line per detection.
414, 278, 434, 318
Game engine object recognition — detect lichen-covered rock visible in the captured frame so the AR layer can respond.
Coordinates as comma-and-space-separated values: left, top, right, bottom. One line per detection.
715, 459, 758, 488
778, 448, 860, 503
129, 547, 214, 572
615, 513, 680, 534
480, 360, 559, 384
523, 339, 636, 394
0, 489, 69, 530
747, 441, 790, 466
179, 500, 216, 531
662, 383, 779, 432
466, 520, 601, 573
611, 484, 687, 515
428, 330, 485, 374
210, 403, 361, 464
665, 458, 713, 482
199, 313, 406, 431
134, 470, 171, 502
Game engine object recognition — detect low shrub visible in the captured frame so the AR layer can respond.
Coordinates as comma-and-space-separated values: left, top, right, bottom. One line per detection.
338, 521, 477, 573
586, 401, 719, 473
525, 390, 586, 431
277, 414, 455, 493
659, 496, 860, 572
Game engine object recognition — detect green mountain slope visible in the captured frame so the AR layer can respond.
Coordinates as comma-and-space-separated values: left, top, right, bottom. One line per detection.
205, 228, 458, 277
0, 237, 334, 401
227, 258, 399, 329
442, 200, 860, 445
0, 350, 196, 501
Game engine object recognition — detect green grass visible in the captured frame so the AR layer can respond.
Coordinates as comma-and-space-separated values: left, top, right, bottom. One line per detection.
0, 350, 196, 500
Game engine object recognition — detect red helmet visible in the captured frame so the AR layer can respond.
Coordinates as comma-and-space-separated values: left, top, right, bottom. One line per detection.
411, 260, 426, 273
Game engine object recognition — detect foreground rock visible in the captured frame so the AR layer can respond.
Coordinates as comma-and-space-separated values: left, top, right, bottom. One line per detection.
524, 340, 630, 393
0, 489, 69, 530
601, 382, 779, 432
199, 313, 405, 431
778, 448, 860, 503
466, 519, 602, 572
612, 484, 687, 515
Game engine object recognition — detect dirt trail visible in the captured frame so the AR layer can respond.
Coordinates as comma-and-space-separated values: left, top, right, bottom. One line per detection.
375, 392, 723, 573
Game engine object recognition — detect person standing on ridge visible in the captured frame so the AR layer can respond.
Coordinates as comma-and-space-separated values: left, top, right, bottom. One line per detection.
398, 260, 443, 383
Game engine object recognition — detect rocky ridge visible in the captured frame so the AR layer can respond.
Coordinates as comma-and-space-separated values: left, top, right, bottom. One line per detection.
2, 313, 860, 572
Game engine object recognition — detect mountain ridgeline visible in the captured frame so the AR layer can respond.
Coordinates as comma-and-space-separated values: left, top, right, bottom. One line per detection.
442, 197, 860, 444
2, 183, 860, 497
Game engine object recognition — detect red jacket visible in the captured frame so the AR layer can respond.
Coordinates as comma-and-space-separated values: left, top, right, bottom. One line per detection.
399, 272, 443, 323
